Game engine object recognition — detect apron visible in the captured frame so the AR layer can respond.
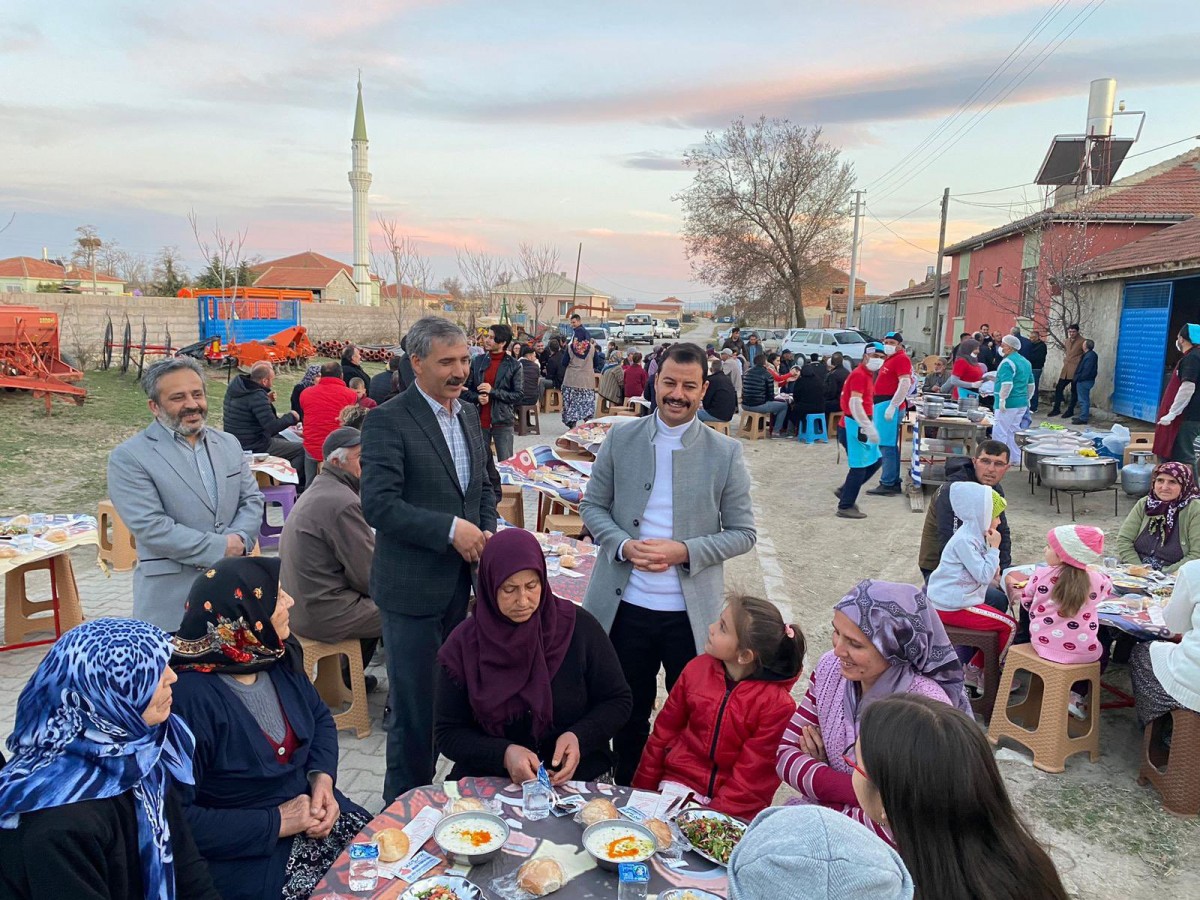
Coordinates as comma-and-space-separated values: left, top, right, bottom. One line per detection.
872, 398, 902, 449
1154, 368, 1184, 459
845, 417, 882, 469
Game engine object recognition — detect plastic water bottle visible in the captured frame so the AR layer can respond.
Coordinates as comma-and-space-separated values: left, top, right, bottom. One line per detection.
347, 842, 379, 893
618, 862, 650, 900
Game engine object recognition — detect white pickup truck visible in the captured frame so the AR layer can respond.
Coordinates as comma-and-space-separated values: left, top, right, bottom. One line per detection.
623, 313, 654, 343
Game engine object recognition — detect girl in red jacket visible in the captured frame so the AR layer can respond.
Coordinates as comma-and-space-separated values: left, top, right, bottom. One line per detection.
633, 596, 805, 820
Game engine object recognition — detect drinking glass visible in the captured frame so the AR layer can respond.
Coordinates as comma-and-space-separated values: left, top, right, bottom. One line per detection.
522, 779, 552, 820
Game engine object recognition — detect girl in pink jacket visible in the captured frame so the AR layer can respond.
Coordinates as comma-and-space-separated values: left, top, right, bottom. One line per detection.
1021, 525, 1112, 666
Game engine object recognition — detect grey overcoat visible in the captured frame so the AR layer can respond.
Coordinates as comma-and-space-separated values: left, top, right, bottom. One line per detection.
107, 421, 265, 630
580, 415, 757, 652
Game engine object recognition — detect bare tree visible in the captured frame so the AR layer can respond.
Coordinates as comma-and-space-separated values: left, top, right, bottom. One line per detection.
151, 246, 189, 296
188, 209, 250, 344
456, 247, 505, 316
515, 241, 561, 330
71, 225, 105, 294
108, 249, 151, 294
676, 117, 854, 327
376, 216, 434, 342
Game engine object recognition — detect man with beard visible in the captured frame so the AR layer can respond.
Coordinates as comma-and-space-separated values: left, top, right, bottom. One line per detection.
107, 357, 264, 630
361, 316, 498, 802
582, 342, 757, 783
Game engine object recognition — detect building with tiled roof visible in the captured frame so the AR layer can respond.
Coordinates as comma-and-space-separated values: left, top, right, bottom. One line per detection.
877, 273, 950, 357
1080, 215, 1200, 278
939, 148, 1200, 351
0, 256, 124, 295
494, 272, 612, 323
251, 251, 380, 304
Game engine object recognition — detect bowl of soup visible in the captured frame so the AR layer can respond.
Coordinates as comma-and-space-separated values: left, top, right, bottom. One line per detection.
434, 812, 510, 866
582, 821, 657, 872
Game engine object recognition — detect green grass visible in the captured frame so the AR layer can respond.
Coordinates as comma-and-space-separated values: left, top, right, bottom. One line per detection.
0, 361, 384, 515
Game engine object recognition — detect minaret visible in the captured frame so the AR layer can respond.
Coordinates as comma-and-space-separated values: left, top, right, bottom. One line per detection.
349, 73, 373, 306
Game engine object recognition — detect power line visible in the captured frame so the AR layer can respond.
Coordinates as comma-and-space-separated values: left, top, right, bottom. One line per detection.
579, 262, 715, 297
864, 205, 937, 254
861, 196, 941, 240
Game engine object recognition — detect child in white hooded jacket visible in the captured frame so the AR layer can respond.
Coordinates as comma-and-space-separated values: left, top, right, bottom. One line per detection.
926, 482, 1018, 690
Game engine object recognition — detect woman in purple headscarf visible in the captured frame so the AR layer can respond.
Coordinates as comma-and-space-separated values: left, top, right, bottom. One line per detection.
776, 580, 970, 843
435, 529, 632, 785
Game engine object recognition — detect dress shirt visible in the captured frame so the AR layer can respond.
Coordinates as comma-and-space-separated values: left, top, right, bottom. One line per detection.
415, 383, 471, 543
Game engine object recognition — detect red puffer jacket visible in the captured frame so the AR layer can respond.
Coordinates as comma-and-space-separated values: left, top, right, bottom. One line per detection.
633, 654, 799, 820
299, 378, 359, 460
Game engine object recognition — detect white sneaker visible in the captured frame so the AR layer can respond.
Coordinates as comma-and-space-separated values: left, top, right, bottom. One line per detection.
1068, 691, 1088, 720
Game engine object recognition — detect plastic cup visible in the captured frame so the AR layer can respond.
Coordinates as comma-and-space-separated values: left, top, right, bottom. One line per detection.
522, 779, 552, 820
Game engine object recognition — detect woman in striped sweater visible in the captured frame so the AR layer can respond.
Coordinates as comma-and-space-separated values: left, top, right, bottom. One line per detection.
776, 580, 974, 842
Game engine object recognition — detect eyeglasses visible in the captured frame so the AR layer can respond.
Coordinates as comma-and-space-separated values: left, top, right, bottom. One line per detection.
842, 751, 869, 781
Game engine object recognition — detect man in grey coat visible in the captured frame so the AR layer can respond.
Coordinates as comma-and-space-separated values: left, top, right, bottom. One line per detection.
107, 357, 264, 630
582, 342, 757, 783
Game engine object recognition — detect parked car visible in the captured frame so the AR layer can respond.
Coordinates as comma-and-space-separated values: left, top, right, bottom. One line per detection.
782, 328, 869, 362
606, 320, 625, 339
663, 318, 681, 339
623, 313, 654, 343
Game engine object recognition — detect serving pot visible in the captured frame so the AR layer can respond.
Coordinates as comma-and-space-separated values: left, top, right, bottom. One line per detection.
1023, 443, 1088, 473
1015, 428, 1090, 449
1038, 456, 1118, 491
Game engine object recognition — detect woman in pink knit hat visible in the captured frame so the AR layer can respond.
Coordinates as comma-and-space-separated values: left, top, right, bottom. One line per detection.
1019, 525, 1113, 717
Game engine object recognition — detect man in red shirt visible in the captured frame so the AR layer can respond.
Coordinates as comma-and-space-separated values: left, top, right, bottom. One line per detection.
299, 362, 358, 484
866, 331, 915, 497
464, 324, 523, 466
834, 344, 883, 519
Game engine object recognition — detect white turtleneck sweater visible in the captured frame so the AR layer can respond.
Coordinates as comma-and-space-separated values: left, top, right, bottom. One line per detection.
621, 414, 690, 612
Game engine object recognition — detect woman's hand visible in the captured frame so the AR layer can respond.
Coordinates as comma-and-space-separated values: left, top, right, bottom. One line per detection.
278, 794, 320, 838
305, 773, 341, 840
549, 732, 580, 785
503, 744, 540, 785
799, 725, 827, 763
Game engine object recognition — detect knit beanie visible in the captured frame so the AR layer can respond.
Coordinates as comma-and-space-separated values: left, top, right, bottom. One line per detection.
991, 489, 1007, 519
728, 806, 913, 900
1047, 525, 1105, 569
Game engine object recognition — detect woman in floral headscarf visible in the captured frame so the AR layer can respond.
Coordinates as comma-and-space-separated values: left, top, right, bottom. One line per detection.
169, 557, 369, 900
1117, 461, 1200, 574
561, 326, 599, 428
776, 580, 970, 844
0, 618, 220, 900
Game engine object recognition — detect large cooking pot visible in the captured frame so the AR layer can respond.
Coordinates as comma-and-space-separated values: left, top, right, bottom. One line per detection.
1016, 428, 1090, 449
1023, 442, 1089, 473
1038, 456, 1118, 491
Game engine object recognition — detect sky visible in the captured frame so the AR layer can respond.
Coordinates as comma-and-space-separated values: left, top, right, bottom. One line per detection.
1, 0, 1198, 304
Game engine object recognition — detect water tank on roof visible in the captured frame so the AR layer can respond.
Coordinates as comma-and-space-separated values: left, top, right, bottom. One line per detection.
1087, 78, 1117, 137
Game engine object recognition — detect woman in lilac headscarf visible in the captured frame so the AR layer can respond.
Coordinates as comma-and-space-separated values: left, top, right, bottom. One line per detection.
776, 580, 970, 843
435, 529, 632, 785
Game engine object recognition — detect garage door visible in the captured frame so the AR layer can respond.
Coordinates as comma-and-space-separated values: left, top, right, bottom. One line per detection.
1112, 281, 1174, 421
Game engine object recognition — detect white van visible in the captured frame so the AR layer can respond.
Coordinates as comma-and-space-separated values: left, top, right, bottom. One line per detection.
782, 328, 869, 363
623, 313, 654, 343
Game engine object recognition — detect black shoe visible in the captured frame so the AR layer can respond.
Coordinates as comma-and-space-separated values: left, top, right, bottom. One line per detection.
343, 671, 379, 692
836, 505, 867, 519
1048, 408, 1061, 417
1071, 418, 1089, 425
866, 484, 902, 496
1061, 411, 1075, 419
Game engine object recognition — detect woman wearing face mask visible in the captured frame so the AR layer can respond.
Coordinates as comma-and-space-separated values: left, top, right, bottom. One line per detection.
944, 339, 985, 401
851, 694, 1069, 900
833, 345, 884, 519
1155, 324, 1200, 464
866, 332, 914, 498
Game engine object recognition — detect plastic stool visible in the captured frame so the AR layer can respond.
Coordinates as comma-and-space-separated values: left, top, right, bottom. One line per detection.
739, 411, 769, 440
943, 625, 1002, 721
987, 644, 1101, 773
1139, 708, 1200, 817
543, 513, 584, 537
541, 388, 563, 413
515, 405, 541, 436
298, 636, 371, 738
258, 484, 297, 550
497, 484, 525, 529
3, 555, 84, 649
97, 498, 137, 571
798, 414, 829, 444
703, 420, 731, 436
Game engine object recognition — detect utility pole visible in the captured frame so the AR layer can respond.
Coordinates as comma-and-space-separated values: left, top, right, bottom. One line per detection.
845, 191, 864, 328
570, 242, 582, 316
930, 187, 950, 354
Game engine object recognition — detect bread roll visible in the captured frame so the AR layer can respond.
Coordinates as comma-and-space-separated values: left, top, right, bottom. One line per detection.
560, 554, 577, 569
43, 528, 68, 543
1127, 565, 1150, 578
371, 827, 409, 863
579, 797, 620, 827
0, 545, 18, 559
517, 858, 565, 897
645, 818, 673, 850
8, 515, 30, 527
448, 797, 487, 814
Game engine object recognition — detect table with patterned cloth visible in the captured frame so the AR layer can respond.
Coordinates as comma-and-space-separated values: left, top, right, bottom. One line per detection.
1, 514, 96, 651
310, 777, 730, 899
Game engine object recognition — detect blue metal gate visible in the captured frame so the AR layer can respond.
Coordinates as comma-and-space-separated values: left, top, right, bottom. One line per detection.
195, 295, 301, 343
1112, 281, 1174, 421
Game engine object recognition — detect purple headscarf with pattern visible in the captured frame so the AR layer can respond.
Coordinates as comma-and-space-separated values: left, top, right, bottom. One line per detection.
834, 579, 973, 718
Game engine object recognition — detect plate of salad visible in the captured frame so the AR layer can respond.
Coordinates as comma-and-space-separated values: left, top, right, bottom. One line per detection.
675, 809, 746, 866
401, 876, 483, 900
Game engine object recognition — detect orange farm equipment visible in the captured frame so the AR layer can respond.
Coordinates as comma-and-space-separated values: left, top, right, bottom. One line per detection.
0, 306, 87, 413
211, 325, 317, 370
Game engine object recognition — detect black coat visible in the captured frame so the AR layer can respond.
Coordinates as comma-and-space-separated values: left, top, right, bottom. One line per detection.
222, 374, 295, 453
360, 386, 498, 616
369, 369, 400, 405
464, 352, 524, 428
824, 365, 849, 404
790, 365, 826, 416
0, 788, 220, 900
741, 365, 776, 408
544, 350, 567, 389
702, 370, 738, 421
1024, 340, 1048, 370
340, 361, 370, 389
435, 609, 632, 781
519, 358, 541, 407
1074, 349, 1099, 384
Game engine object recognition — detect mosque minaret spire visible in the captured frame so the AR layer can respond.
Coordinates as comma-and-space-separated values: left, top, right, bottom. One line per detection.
349, 72, 373, 306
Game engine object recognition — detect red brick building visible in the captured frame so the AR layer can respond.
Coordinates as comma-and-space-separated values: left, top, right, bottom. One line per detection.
941, 149, 1200, 352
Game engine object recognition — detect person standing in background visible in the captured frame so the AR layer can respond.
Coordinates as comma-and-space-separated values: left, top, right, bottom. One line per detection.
299, 362, 358, 485
865, 332, 913, 497
992, 335, 1035, 460
339, 344, 370, 389
834, 345, 883, 519
1156, 324, 1200, 465
1049, 323, 1084, 417
464, 323, 523, 464
1069, 339, 1099, 425
1023, 330, 1047, 413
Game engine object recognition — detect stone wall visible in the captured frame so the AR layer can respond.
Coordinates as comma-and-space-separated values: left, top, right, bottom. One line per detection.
0, 292, 462, 368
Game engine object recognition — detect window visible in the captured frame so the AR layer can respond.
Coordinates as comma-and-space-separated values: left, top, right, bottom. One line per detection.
899, 308, 905, 328
1021, 267, 1038, 318
977, 270, 984, 289
559, 301, 570, 315
4, 285, 19, 293
956, 279, 968, 316
995, 266, 1004, 286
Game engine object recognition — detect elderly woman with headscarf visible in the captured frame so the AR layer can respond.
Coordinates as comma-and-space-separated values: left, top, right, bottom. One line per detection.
561, 326, 599, 427
0, 618, 220, 900
169, 557, 369, 900
944, 339, 985, 401
1117, 462, 1200, 574
434, 529, 632, 786
290, 364, 321, 421
776, 580, 971, 843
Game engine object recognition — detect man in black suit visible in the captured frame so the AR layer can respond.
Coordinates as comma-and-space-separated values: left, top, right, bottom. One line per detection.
361, 316, 498, 803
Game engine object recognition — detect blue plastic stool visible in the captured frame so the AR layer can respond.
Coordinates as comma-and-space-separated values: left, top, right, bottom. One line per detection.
258, 484, 297, 550
798, 413, 829, 444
